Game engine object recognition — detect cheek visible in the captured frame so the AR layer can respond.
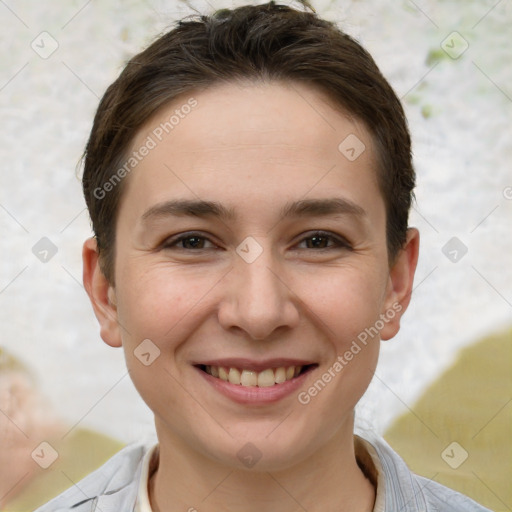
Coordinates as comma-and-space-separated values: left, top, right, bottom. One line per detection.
116, 265, 210, 342
299, 271, 384, 421
113, 267, 204, 416
301, 263, 388, 344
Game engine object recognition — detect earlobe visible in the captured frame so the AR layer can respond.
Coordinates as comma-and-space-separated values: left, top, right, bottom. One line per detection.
82, 238, 122, 348
380, 228, 420, 341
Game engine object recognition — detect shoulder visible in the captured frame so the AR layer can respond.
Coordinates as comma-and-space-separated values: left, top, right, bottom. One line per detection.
417, 475, 494, 512
33, 442, 152, 512
356, 430, 492, 512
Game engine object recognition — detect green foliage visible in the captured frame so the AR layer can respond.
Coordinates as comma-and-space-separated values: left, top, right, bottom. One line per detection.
426, 47, 450, 66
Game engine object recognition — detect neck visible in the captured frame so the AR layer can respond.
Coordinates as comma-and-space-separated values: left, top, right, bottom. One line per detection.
149, 424, 375, 512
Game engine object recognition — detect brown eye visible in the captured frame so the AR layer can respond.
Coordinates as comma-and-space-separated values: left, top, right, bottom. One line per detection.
162, 232, 216, 250
181, 236, 206, 249
305, 235, 330, 249
297, 231, 352, 251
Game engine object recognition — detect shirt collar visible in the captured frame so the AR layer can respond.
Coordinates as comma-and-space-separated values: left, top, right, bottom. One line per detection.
134, 443, 159, 512
355, 435, 387, 512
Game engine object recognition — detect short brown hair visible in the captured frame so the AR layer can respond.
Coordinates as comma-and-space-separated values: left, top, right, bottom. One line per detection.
82, 1, 415, 283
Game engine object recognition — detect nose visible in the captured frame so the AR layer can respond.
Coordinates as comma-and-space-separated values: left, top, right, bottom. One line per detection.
217, 248, 300, 341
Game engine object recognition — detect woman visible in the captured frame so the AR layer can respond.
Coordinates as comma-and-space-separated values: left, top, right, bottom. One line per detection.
35, 2, 491, 510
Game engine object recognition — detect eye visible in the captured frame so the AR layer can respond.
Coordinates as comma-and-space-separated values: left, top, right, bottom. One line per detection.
162, 232, 216, 250
296, 231, 352, 250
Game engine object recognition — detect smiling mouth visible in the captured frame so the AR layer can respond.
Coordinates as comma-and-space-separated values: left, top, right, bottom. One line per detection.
196, 364, 317, 387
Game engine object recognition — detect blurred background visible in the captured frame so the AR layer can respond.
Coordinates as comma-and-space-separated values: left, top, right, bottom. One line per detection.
0, 0, 511, 509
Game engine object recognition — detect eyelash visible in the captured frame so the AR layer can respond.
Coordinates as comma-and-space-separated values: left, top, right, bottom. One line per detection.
162, 231, 352, 251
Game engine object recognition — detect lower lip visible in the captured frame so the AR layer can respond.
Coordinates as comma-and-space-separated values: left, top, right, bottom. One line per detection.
195, 366, 314, 405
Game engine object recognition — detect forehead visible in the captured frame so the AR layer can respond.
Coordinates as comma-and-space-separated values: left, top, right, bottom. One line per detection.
136, 80, 373, 155
123, 81, 381, 218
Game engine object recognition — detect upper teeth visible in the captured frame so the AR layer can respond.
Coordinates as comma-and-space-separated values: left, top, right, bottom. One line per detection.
205, 365, 302, 387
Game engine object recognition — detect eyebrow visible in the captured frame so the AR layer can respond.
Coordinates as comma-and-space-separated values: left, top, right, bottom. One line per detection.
279, 197, 366, 219
140, 197, 366, 223
141, 199, 236, 223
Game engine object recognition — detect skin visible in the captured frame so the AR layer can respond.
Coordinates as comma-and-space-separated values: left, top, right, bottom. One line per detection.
83, 81, 419, 512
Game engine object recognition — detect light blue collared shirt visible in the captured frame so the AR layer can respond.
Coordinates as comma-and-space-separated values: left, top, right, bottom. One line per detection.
33, 432, 492, 512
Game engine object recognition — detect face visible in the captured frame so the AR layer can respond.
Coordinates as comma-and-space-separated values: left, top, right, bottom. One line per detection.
84, 81, 418, 471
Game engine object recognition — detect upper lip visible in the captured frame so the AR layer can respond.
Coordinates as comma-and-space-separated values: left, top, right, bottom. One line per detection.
193, 358, 317, 372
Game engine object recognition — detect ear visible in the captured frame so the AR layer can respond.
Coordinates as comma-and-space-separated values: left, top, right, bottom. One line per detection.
380, 228, 420, 341
82, 237, 122, 348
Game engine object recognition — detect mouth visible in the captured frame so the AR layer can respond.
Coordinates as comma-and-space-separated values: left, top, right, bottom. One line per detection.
195, 363, 317, 387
